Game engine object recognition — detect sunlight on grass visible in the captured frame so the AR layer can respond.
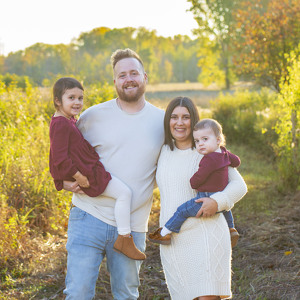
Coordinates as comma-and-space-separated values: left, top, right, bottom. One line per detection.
228, 143, 280, 217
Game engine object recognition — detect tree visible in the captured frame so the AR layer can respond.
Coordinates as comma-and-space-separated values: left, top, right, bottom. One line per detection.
188, 0, 240, 89
1, 27, 201, 85
21, 43, 74, 84
0, 55, 4, 74
196, 36, 226, 86
273, 48, 300, 190
4, 50, 25, 75
232, 0, 300, 91
77, 27, 111, 55
161, 59, 173, 83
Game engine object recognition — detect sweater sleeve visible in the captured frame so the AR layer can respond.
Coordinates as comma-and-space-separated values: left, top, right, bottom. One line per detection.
50, 120, 78, 178
190, 155, 218, 189
54, 179, 63, 191
209, 167, 247, 211
228, 151, 241, 168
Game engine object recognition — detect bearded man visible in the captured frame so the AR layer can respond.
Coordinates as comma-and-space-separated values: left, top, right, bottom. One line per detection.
62, 48, 164, 300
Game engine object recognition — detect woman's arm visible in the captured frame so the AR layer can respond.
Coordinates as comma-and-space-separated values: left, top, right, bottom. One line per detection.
209, 167, 247, 212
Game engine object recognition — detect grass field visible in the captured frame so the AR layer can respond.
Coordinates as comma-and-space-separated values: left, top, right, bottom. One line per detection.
1, 143, 299, 300
0, 82, 299, 299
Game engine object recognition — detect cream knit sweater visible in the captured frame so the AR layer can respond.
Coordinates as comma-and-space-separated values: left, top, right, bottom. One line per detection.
157, 145, 247, 299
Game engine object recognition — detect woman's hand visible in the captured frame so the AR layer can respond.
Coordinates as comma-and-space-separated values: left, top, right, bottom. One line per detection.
195, 197, 218, 218
63, 181, 84, 194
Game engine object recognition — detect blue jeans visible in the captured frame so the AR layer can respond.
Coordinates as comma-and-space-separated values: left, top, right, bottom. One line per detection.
165, 191, 235, 233
63, 207, 146, 300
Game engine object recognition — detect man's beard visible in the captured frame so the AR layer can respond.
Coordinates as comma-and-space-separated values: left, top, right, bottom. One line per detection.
116, 83, 146, 103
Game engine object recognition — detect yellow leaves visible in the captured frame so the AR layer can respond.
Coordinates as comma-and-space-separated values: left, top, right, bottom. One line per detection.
261, 128, 268, 134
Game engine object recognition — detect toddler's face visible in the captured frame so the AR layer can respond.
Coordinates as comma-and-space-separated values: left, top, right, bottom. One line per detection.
193, 127, 220, 155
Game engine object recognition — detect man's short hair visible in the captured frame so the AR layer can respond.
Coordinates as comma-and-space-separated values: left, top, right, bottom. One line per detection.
110, 48, 144, 71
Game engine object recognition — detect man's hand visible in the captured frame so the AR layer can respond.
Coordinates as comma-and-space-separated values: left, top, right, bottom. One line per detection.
63, 181, 84, 194
73, 171, 90, 188
195, 197, 218, 218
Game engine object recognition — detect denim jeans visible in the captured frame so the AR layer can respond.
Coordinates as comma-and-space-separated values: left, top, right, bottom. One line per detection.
63, 206, 146, 300
165, 191, 234, 233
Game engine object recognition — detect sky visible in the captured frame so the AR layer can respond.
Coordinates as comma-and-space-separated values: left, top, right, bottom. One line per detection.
0, 0, 198, 56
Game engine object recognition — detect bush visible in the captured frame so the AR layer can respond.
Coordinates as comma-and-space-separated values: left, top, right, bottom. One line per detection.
0, 73, 34, 89
85, 82, 116, 107
211, 88, 278, 155
273, 50, 300, 191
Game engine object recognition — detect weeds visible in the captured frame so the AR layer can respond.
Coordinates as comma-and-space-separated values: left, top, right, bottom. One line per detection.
0, 82, 299, 299
0, 80, 114, 284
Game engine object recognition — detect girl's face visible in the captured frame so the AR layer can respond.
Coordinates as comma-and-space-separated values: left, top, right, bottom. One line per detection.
169, 106, 192, 149
55, 87, 83, 119
193, 127, 220, 155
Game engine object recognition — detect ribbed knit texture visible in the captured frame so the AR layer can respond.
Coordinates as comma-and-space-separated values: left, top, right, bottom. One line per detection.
157, 145, 247, 299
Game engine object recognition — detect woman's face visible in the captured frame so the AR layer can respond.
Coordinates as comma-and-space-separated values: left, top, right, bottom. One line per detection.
169, 106, 192, 148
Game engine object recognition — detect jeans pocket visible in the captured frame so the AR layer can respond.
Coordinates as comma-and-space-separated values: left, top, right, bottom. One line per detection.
69, 207, 87, 221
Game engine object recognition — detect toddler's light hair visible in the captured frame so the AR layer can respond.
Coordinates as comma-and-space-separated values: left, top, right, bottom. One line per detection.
194, 118, 226, 146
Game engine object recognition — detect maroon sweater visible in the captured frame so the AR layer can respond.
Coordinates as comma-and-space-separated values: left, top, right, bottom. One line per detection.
49, 116, 111, 197
190, 146, 240, 193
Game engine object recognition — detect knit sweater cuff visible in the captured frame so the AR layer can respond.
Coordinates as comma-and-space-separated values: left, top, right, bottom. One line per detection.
210, 192, 232, 212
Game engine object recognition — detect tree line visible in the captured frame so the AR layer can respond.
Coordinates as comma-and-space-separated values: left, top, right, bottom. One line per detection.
0, 27, 200, 86
0, 0, 299, 91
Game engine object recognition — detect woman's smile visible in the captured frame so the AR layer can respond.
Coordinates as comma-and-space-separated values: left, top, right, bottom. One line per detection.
170, 106, 192, 148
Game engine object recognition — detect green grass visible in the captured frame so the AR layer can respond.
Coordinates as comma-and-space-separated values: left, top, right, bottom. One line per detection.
228, 144, 300, 300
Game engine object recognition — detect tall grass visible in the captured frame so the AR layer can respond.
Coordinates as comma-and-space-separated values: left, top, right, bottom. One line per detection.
0, 80, 297, 292
0, 79, 114, 282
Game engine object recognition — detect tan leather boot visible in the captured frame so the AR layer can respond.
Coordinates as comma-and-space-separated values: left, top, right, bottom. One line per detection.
148, 227, 171, 245
113, 235, 146, 260
230, 228, 240, 247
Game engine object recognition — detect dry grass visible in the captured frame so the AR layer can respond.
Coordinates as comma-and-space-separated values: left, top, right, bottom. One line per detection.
146, 81, 256, 112
1, 190, 299, 300
231, 192, 300, 300
1, 83, 298, 299
146, 81, 254, 92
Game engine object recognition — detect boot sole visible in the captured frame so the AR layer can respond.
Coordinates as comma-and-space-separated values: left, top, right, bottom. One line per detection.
113, 247, 146, 260
231, 234, 239, 248
148, 237, 171, 245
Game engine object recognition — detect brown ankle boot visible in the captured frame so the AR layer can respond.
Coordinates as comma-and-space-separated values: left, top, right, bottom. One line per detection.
148, 227, 171, 245
230, 228, 240, 247
113, 235, 146, 260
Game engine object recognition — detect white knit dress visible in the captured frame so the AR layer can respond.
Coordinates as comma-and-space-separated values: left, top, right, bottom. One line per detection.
156, 145, 247, 300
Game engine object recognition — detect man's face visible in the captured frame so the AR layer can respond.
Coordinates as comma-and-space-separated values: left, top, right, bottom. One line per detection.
114, 58, 147, 102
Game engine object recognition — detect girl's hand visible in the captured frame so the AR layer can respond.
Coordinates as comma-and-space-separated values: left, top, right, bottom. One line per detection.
63, 180, 84, 194
73, 171, 90, 188
195, 197, 218, 218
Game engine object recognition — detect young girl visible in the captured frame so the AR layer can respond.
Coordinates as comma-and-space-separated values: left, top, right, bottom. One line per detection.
149, 118, 241, 247
49, 77, 145, 260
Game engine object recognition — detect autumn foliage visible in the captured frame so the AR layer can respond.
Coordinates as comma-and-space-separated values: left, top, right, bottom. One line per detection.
232, 0, 300, 91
